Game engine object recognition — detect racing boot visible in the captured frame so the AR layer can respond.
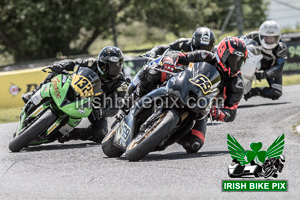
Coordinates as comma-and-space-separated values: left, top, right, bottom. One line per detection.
260, 87, 282, 100
244, 87, 262, 101
58, 126, 105, 143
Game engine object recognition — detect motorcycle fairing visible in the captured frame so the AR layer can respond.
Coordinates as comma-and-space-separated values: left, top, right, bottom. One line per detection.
166, 62, 220, 116
114, 87, 169, 151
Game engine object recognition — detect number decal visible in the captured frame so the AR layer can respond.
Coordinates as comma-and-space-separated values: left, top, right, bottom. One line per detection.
218, 40, 227, 57
121, 123, 131, 141
82, 84, 92, 93
74, 77, 83, 85
72, 75, 93, 97
189, 74, 212, 94
74, 77, 89, 89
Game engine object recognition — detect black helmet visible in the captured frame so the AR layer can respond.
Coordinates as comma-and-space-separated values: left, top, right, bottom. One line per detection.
191, 27, 215, 51
97, 46, 124, 81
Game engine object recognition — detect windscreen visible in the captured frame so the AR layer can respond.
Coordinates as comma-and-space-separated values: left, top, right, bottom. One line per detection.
71, 66, 102, 98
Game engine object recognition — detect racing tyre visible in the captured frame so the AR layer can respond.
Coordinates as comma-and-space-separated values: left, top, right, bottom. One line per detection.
125, 110, 180, 161
102, 123, 123, 157
9, 109, 57, 152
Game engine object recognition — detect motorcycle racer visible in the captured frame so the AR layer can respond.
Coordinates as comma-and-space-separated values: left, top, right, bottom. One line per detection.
22, 46, 127, 143
145, 26, 216, 58
136, 37, 248, 153
244, 20, 288, 100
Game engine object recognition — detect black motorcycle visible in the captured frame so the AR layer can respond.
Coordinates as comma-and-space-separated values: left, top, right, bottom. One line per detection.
102, 61, 221, 161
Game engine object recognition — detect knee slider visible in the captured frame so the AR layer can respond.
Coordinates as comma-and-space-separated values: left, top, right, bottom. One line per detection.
179, 134, 204, 154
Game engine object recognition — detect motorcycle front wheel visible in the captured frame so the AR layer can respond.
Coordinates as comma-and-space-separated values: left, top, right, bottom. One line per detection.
125, 110, 180, 161
101, 123, 124, 157
9, 109, 57, 152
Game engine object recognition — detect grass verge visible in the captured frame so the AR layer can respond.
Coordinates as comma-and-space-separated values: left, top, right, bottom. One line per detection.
0, 107, 21, 124
252, 74, 300, 87
292, 121, 300, 135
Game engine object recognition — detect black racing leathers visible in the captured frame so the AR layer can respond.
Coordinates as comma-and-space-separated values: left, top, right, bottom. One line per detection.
138, 50, 244, 153
145, 38, 194, 57
58, 58, 126, 142
56, 58, 126, 117
47, 58, 126, 143
245, 31, 288, 100
139, 50, 243, 122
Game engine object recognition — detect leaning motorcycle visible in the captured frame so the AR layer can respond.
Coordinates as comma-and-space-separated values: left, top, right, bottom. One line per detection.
102, 59, 221, 161
239, 37, 263, 95
9, 66, 102, 152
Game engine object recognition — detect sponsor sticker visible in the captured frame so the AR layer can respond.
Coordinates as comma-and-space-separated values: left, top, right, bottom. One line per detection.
9, 84, 21, 96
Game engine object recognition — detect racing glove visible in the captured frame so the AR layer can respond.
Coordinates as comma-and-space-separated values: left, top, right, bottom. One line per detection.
161, 56, 176, 82
255, 71, 265, 81
51, 64, 64, 74
144, 51, 156, 58
210, 106, 226, 121
162, 56, 176, 72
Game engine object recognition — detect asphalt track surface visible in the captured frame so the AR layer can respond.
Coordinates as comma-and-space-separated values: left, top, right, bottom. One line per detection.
0, 84, 300, 199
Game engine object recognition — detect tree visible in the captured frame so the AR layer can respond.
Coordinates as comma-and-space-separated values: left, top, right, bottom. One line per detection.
0, 0, 112, 61
0, 0, 267, 62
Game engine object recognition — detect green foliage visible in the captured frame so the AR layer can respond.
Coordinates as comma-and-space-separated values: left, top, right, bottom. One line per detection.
0, 0, 117, 61
282, 26, 300, 34
252, 74, 300, 87
0, 0, 268, 62
242, 0, 268, 29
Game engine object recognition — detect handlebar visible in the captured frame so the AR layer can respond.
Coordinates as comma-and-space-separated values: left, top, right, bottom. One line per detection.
150, 67, 177, 76
41, 66, 52, 73
139, 55, 157, 60
42, 66, 72, 75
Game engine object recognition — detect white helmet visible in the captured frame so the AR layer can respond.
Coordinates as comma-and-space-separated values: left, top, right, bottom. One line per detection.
259, 20, 281, 49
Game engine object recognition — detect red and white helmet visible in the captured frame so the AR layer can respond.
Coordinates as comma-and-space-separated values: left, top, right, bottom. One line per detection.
216, 37, 248, 77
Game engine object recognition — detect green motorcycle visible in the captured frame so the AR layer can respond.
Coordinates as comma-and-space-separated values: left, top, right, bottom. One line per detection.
9, 65, 102, 152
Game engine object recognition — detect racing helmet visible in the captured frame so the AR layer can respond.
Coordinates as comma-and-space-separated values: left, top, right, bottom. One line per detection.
259, 20, 281, 49
191, 27, 216, 51
216, 37, 248, 77
97, 46, 124, 81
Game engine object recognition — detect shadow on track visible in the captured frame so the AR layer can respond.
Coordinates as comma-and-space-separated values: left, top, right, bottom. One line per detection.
206, 122, 223, 126
116, 150, 230, 162
20, 142, 100, 152
239, 102, 290, 109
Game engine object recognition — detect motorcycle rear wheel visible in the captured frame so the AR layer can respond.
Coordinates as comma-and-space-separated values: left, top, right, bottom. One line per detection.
9, 109, 57, 152
125, 110, 180, 161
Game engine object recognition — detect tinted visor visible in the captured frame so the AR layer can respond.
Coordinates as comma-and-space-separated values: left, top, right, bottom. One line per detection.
260, 35, 280, 45
195, 44, 212, 51
106, 61, 122, 79
225, 54, 246, 76
98, 59, 123, 81
192, 38, 212, 51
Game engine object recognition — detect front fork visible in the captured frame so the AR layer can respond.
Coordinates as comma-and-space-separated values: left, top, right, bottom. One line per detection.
20, 101, 82, 138
140, 106, 164, 132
